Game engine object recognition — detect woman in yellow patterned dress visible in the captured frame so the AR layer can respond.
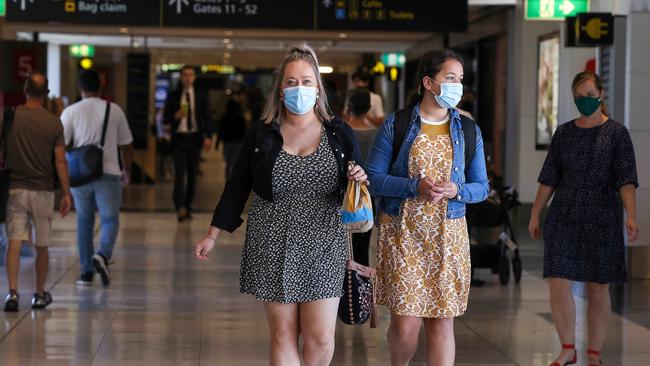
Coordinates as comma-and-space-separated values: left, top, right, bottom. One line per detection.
367, 50, 489, 366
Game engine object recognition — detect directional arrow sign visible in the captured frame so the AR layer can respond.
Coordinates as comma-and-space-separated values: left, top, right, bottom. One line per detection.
558, 0, 575, 15
169, 0, 189, 14
526, 0, 589, 21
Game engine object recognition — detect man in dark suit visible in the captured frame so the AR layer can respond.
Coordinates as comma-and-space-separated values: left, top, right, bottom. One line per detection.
163, 65, 213, 222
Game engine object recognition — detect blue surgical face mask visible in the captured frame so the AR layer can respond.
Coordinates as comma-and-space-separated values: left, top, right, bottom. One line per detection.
431, 80, 463, 109
283, 86, 317, 115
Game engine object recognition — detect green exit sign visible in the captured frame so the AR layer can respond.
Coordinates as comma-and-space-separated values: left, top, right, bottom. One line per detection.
69, 44, 95, 58
381, 52, 405, 67
0, 0, 6, 17
526, 0, 590, 21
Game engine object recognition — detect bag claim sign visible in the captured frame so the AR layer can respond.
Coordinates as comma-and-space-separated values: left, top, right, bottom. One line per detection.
76, 1, 128, 14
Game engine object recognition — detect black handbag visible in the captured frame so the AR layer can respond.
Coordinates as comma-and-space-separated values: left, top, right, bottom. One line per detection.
0, 108, 15, 224
66, 101, 110, 187
338, 233, 377, 327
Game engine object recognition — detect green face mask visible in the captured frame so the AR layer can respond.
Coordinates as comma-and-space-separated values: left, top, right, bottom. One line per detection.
574, 96, 601, 116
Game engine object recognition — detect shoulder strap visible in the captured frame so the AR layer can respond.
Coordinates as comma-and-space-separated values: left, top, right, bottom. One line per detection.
390, 109, 478, 174
1, 108, 16, 160
459, 114, 476, 174
391, 108, 413, 165
100, 101, 111, 147
1, 107, 15, 141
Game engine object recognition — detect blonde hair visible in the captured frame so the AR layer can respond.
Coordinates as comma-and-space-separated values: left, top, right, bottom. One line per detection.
262, 43, 332, 124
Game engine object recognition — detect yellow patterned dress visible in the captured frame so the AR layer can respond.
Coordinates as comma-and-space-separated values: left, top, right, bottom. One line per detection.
376, 121, 471, 318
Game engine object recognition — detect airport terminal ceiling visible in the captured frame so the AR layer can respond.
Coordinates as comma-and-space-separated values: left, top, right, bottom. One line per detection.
7, 26, 427, 69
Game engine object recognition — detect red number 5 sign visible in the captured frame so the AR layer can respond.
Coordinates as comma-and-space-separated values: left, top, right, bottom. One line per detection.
12, 50, 37, 82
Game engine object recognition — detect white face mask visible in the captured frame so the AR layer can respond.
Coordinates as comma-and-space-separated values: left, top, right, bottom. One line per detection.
432, 80, 463, 109
283, 86, 317, 115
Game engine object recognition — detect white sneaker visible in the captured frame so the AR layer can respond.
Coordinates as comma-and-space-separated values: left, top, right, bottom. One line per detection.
92, 254, 111, 286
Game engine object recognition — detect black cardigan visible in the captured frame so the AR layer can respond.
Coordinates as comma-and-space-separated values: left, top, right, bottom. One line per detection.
211, 117, 361, 232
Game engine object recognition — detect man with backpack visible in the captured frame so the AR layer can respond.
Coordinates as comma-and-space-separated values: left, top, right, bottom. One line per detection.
3, 72, 72, 311
60, 70, 133, 287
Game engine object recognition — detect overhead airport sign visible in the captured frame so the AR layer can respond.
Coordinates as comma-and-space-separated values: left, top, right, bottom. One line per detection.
566, 12, 614, 46
6, 0, 160, 26
317, 0, 468, 32
380, 52, 405, 67
162, 0, 314, 29
525, 0, 589, 21
69, 44, 95, 58
7, 0, 469, 32
0, 0, 6, 17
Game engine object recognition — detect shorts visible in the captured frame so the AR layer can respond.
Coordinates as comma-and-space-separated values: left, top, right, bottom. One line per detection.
6, 189, 54, 247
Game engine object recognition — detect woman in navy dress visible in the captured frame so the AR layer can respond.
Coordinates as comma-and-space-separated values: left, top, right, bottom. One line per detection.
529, 71, 639, 366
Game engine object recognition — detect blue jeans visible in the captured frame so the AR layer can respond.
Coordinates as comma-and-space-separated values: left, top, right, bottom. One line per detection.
71, 175, 122, 274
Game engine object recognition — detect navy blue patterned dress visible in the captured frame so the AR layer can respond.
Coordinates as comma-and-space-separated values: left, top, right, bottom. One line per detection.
538, 119, 638, 283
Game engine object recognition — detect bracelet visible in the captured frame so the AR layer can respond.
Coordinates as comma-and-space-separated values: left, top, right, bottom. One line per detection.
206, 236, 217, 241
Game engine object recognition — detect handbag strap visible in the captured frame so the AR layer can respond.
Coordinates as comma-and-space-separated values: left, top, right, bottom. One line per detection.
345, 159, 357, 263
68, 101, 111, 148
99, 101, 111, 147
1, 108, 16, 168
346, 232, 355, 262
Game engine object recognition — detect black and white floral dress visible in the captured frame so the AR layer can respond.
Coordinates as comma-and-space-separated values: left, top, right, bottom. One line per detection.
240, 129, 347, 303
539, 120, 638, 283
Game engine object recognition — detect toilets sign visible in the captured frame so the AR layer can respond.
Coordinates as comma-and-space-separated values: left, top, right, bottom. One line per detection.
6, 0, 160, 25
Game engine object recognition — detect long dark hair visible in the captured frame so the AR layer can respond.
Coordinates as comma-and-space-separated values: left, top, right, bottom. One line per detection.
571, 71, 608, 116
408, 49, 465, 107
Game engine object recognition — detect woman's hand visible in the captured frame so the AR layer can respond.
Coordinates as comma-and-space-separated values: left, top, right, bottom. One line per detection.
626, 218, 639, 242
418, 177, 443, 202
195, 236, 216, 260
528, 215, 541, 240
203, 138, 212, 151
347, 164, 368, 183
195, 227, 221, 260
432, 181, 458, 199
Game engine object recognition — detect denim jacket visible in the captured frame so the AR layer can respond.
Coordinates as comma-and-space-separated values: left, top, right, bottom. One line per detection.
366, 105, 489, 219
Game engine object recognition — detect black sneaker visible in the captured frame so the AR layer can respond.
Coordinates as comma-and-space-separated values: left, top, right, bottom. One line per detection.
31, 292, 53, 309
76, 272, 94, 286
4, 291, 19, 312
92, 253, 111, 286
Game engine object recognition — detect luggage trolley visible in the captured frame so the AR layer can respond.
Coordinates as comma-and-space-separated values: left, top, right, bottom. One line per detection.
466, 180, 522, 285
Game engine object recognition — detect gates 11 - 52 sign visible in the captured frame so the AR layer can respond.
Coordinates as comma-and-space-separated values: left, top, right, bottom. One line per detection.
526, 0, 590, 21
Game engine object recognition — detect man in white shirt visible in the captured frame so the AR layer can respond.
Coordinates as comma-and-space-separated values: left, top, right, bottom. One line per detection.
163, 66, 213, 222
351, 70, 385, 127
60, 70, 134, 287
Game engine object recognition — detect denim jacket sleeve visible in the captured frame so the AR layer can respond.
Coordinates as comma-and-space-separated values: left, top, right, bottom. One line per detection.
454, 124, 489, 204
366, 114, 420, 199
210, 124, 256, 232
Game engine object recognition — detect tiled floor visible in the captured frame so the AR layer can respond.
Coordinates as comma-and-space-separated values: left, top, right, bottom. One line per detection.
0, 150, 648, 365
